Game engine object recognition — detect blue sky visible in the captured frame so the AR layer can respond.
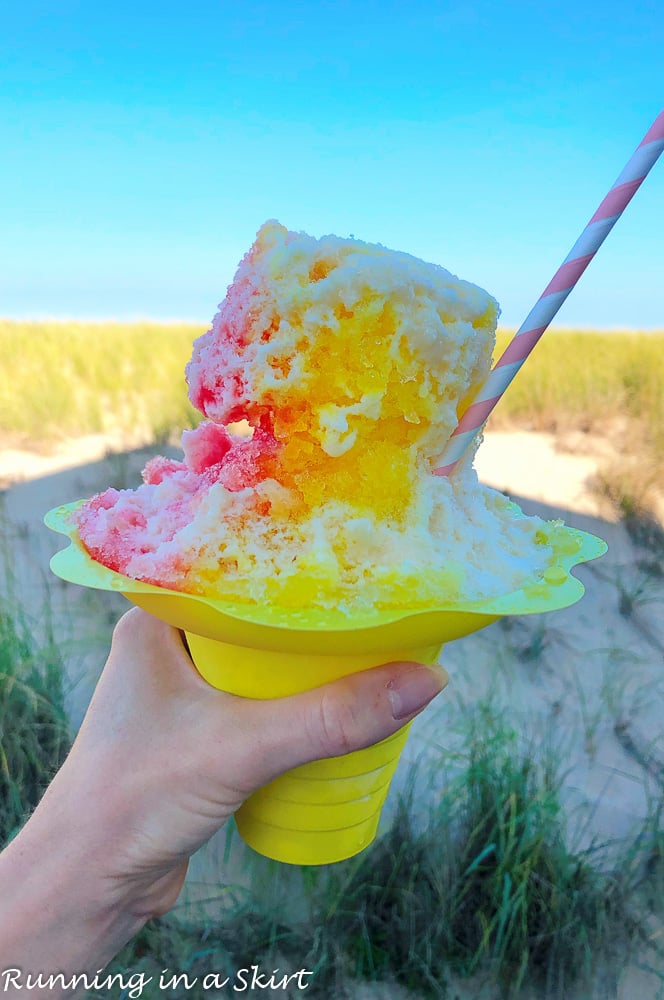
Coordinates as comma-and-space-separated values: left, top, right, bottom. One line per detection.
2, 0, 662, 328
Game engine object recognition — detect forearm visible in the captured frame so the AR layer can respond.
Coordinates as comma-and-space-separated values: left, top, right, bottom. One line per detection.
0, 761, 148, 997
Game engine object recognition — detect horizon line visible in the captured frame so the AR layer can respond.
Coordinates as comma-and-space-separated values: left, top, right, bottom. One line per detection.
2, 315, 663, 334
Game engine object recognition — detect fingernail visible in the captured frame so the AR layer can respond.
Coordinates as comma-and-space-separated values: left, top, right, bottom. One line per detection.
387, 664, 448, 721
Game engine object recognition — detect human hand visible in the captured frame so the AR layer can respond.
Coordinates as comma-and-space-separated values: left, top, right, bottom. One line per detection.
63, 608, 447, 919
1, 606, 447, 986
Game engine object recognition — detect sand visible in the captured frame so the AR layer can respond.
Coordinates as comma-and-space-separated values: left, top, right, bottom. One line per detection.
0, 428, 609, 515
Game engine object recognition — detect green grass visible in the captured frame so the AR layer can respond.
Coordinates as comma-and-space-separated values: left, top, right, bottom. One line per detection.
3, 319, 664, 517
310, 702, 650, 999
490, 328, 664, 519
97, 699, 664, 999
99, 895, 311, 999
2, 320, 662, 451
0, 584, 70, 847
491, 327, 664, 440
0, 319, 201, 447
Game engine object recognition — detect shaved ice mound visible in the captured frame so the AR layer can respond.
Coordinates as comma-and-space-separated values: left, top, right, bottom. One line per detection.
75, 222, 563, 612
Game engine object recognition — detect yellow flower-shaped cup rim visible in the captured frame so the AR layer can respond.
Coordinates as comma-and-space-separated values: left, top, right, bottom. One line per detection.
45, 500, 607, 657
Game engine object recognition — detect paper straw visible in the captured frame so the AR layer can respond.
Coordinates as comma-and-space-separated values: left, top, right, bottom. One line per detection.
434, 109, 664, 477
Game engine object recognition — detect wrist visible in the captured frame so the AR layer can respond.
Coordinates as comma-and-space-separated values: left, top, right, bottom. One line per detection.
41, 747, 187, 918
0, 754, 166, 979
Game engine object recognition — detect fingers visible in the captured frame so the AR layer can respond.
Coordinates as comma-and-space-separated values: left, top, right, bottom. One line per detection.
101, 610, 449, 798
232, 660, 449, 789
101, 608, 204, 701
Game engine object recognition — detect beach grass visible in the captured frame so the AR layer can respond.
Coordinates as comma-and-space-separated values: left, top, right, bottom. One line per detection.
0, 319, 201, 448
101, 697, 663, 999
305, 700, 652, 999
491, 328, 664, 440
4, 657, 659, 999
0, 562, 70, 846
489, 328, 664, 518
4, 319, 664, 518
2, 321, 663, 453
4, 319, 664, 519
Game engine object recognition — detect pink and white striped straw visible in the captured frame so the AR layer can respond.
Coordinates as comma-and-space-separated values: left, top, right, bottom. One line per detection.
434, 109, 664, 477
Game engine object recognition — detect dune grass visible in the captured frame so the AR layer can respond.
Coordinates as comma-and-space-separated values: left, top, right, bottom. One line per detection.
99, 699, 663, 1000
3, 319, 664, 525
489, 328, 664, 518
4, 318, 663, 519
0, 319, 201, 448
2, 665, 660, 999
3, 321, 664, 456
0, 570, 70, 846
491, 328, 664, 438
306, 702, 656, 999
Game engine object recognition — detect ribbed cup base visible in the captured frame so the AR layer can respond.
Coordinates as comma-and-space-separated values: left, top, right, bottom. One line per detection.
236, 726, 410, 864
185, 631, 438, 865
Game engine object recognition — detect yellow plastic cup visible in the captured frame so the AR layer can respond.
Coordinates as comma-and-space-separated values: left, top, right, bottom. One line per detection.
185, 630, 444, 864
46, 501, 607, 865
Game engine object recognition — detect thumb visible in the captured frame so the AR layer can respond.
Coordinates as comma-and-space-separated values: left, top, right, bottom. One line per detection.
233, 660, 448, 789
